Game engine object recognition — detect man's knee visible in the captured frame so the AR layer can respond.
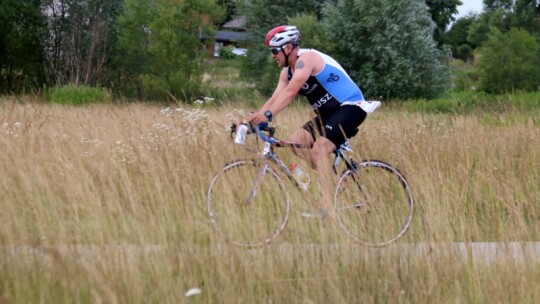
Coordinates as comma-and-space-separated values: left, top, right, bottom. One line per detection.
311, 137, 336, 165
290, 128, 312, 143
290, 129, 313, 156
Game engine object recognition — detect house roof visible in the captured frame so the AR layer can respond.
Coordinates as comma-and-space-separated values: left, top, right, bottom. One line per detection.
215, 30, 250, 42
222, 17, 246, 30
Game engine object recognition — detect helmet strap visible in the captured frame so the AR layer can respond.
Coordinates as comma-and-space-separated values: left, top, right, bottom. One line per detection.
281, 44, 297, 68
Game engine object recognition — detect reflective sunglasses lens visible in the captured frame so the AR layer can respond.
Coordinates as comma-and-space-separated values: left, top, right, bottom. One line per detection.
270, 48, 280, 55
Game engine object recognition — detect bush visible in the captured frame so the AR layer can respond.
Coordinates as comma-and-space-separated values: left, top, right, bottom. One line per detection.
288, 13, 334, 52
449, 60, 479, 92
219, 45, 237, 60
477, 28, 540, 94
47, 84, 112, 105
397, 91, 540, 114
323, 0, 450, 99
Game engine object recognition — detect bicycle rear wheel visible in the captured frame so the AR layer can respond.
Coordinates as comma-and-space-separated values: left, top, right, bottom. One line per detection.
334, 160, 413, 246
207, 159, 290, 247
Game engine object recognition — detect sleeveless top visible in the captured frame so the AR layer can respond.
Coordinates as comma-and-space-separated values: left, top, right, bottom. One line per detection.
287, 49, 364, 118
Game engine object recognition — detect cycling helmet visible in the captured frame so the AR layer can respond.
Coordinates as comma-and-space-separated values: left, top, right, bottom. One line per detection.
265, 25, 301, 47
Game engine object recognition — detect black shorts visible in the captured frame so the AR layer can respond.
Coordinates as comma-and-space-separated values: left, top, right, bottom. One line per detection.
302, 105, 367, 148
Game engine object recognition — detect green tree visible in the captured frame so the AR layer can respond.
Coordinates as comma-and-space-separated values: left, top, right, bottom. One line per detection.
467, 0, 540, 49
235, 0, 325, 30
0, 0, 47, 93
116, 0, 223, 101
324, 0, 450, 99
425, 0, 462, 47
115, 0, 155, 99
287, 13, 333, 52
477, 28, 540, 93
511, 0, 540, 34
216, 0, 236, 26
40, 0, 123, 87
446, 14, 479, 61
484, 0, 513, 11
467, 8, 507, 48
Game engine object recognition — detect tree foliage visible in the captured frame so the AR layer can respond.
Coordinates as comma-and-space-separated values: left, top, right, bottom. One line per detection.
235, 0, 325, 31
425, 0, 462, 47
484, 0, 514, 11
511, 0, 540, 34
40, 0, 123, 86
324, 0, 450, 99
0, 0, 47, 93
446, 14, 479, 61
116, 0, 223, 101
3, 0, 540, 99
287, 13, 333, 52
464, 0, 540, 48
477, 28, 540, 93
216, 0, 237, 26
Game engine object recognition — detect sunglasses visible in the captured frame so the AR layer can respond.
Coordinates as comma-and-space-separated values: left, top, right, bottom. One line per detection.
270, 47, 282, 55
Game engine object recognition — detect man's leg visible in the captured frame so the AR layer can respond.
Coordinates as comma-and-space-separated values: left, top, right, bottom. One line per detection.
289, 128, 314, 160
311, 137, 337, 215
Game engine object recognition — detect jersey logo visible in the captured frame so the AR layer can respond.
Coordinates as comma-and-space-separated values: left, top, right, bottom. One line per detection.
310, 93, 332, 110
327, 73, 340, 83
302, 82, 319, 95
307, 84, 318, 94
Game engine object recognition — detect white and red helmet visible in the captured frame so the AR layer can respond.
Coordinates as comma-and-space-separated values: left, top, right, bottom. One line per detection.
265, 25, 301, 47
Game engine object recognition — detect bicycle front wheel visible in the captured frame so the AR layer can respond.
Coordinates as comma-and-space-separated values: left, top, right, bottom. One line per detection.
334, 160, 414, 246
207, 159, 290, 247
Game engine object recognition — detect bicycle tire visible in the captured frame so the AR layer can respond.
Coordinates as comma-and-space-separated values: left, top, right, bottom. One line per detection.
334, 160, 414, 246
207, 159, 290, 247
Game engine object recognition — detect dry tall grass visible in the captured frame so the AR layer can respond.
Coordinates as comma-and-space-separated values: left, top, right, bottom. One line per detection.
1, 97, 539, 303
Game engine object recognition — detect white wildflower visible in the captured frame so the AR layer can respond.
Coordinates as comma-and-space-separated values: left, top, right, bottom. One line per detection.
185, 288, 202, 297
112, 140, 136, 163
194, 96, 215, 105
160, 107, 173, 117
226, 108, 246, 122
80, 137, 103, 147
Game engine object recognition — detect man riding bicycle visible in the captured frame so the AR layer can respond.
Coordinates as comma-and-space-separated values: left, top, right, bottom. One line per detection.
247, 25, 369, 214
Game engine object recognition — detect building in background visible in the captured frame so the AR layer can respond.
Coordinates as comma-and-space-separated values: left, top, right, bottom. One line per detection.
212, 17, 249, 57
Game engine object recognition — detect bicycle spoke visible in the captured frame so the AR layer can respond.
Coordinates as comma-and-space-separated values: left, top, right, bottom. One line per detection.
244, 164, 270, 205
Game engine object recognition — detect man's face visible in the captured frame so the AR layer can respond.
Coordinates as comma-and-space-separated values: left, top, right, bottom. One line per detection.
269, 44, 290, 68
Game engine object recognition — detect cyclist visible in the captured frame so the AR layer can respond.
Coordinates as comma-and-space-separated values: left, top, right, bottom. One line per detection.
247, 25, 372, 215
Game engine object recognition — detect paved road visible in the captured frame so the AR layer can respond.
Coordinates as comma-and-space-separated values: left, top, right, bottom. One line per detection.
3, 242, 540, 265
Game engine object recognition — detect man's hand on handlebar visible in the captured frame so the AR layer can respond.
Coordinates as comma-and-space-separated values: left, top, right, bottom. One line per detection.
247, 110, 269, 125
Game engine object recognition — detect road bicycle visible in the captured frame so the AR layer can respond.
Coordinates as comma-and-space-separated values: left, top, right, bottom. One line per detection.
207, 122, 414, 247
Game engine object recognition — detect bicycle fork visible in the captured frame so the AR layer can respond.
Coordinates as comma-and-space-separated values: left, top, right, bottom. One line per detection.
244, 163, 270, 205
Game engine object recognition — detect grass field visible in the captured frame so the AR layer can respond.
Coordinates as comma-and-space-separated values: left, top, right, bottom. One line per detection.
1, 96, 539, 303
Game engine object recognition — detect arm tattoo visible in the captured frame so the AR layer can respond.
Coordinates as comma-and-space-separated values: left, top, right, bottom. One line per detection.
296, 60, 305, 69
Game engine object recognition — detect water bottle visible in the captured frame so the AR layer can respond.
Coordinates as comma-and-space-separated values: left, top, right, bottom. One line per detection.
289, 163, 310, 191
234, 122, 249, 144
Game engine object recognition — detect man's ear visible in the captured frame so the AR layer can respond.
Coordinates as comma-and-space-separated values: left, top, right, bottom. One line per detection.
285, 44, 294, 52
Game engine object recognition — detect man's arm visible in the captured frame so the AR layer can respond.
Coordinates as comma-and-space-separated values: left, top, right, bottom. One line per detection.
249, 53, 319, 124
259, 68, 289, 112
266, 57, 313, 115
